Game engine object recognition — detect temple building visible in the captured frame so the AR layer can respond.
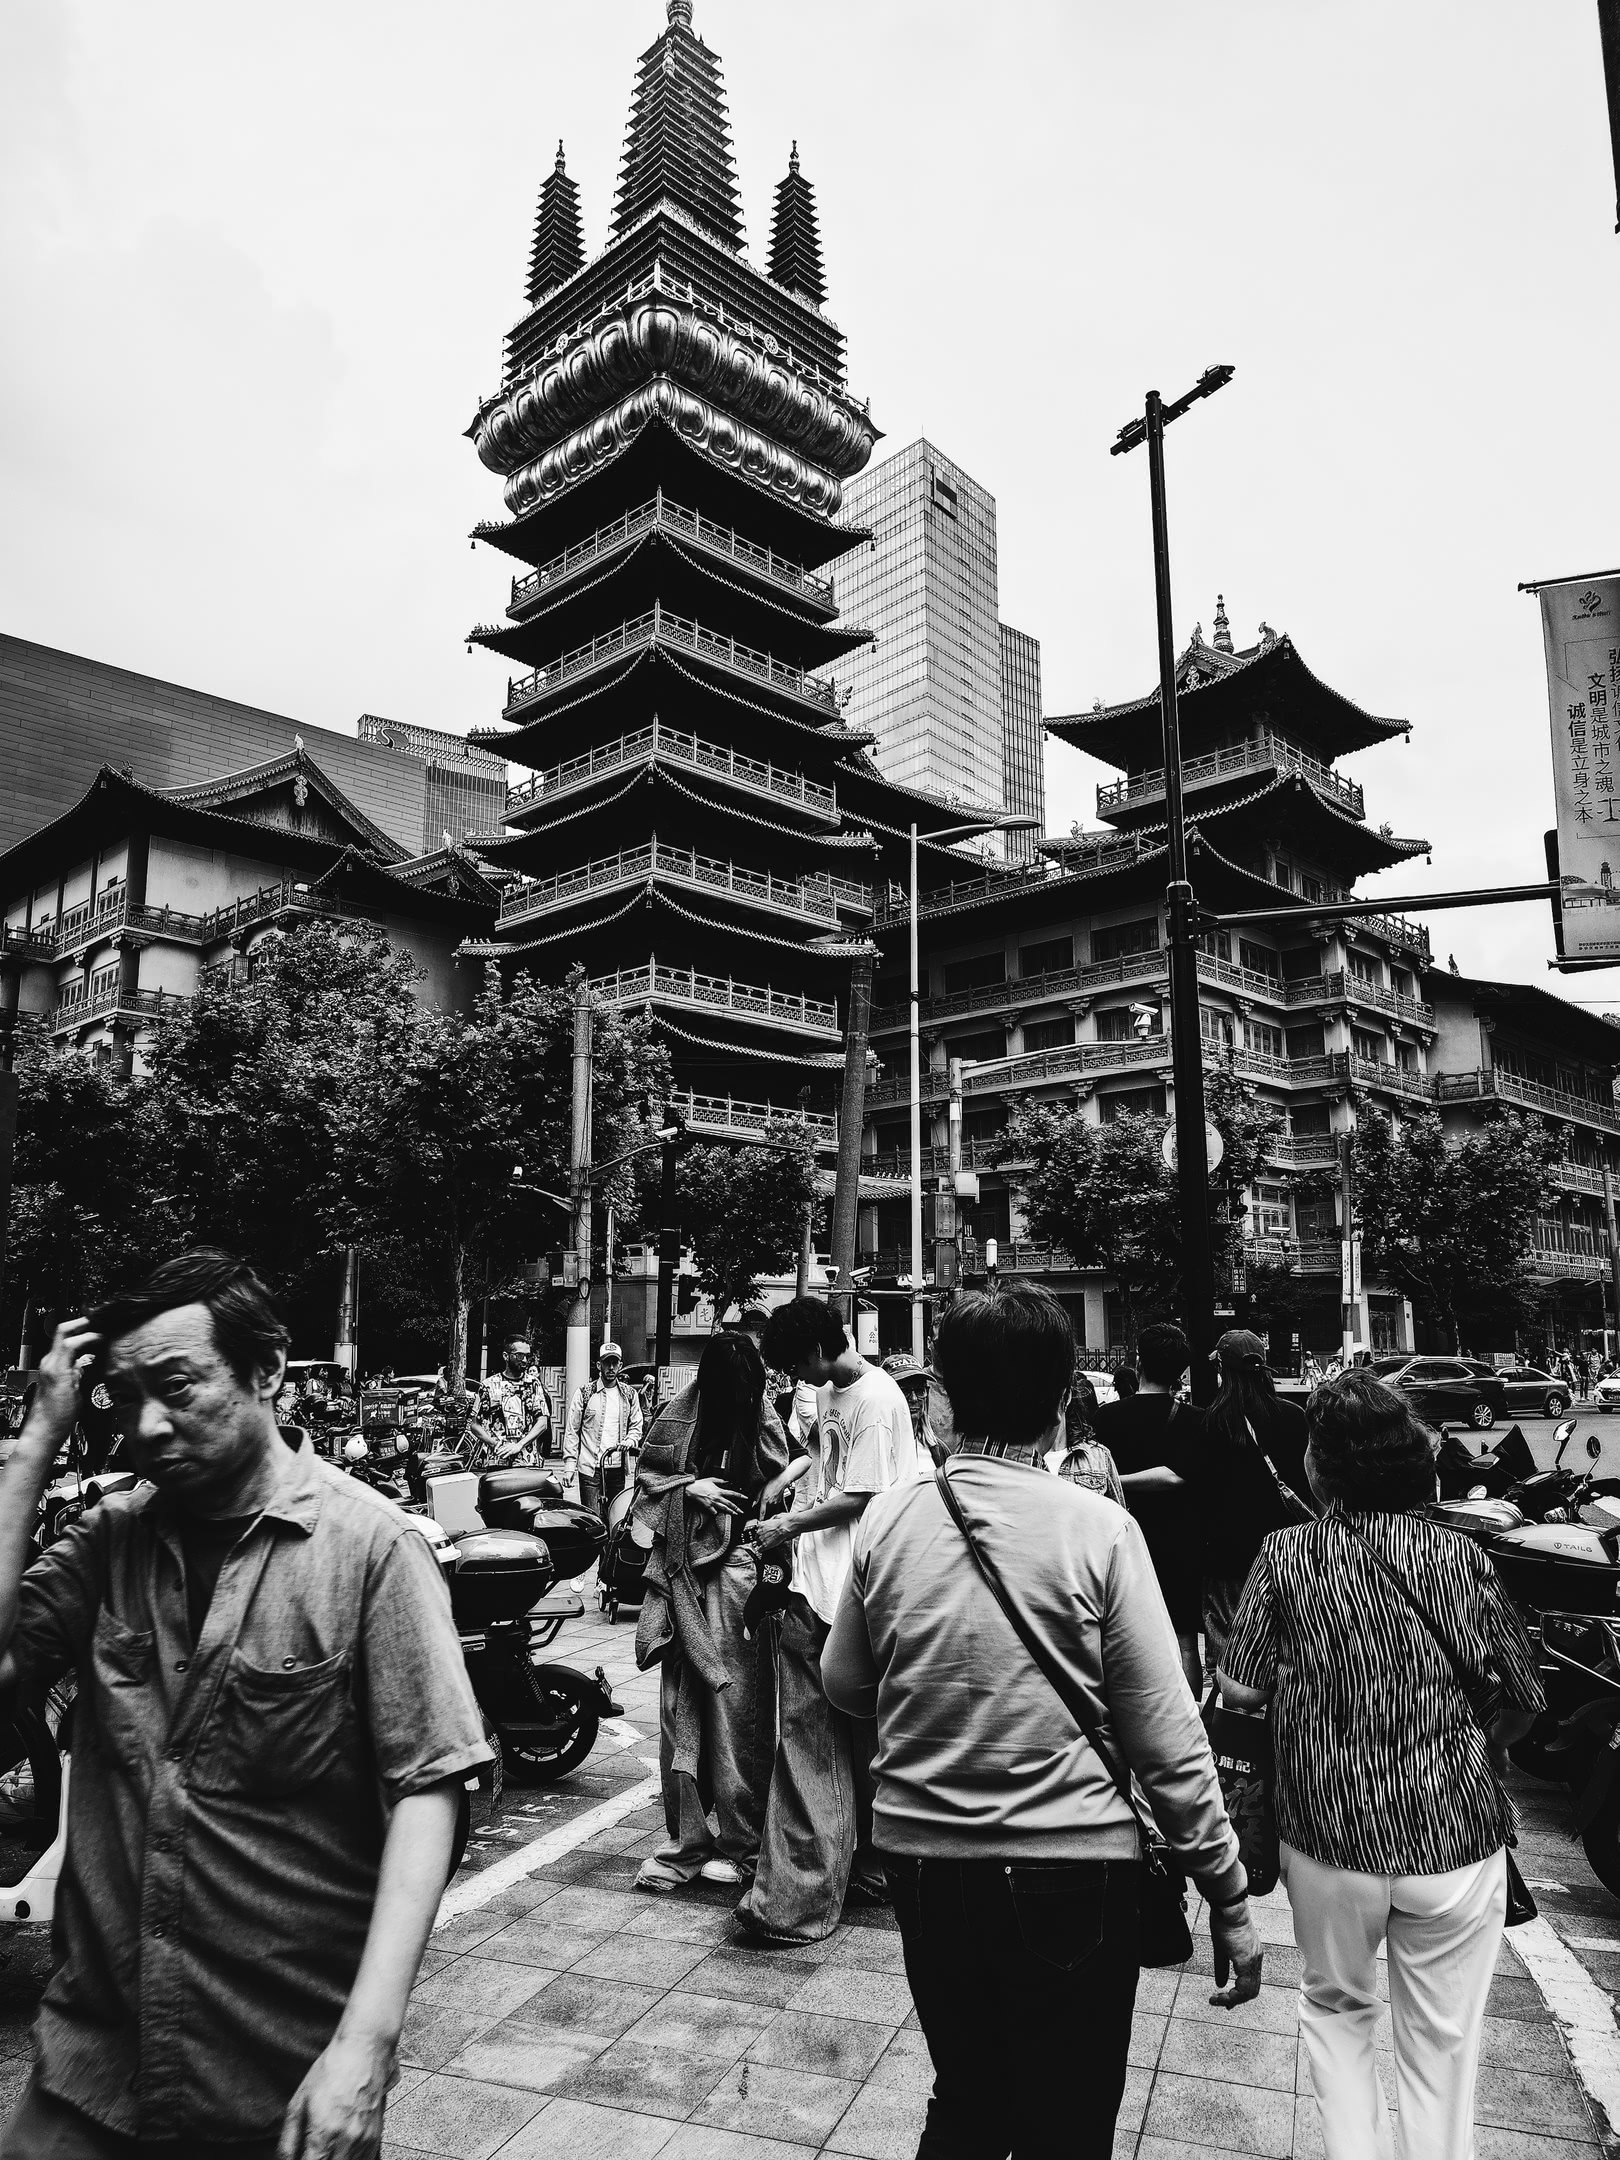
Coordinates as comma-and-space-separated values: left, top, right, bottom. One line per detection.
0, 748, 498, 1072
458, 0, 1005, 1139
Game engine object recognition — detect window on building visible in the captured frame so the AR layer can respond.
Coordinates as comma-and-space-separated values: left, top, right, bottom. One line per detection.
874, 1118, 910, 1155
948, 1028, 1008, 1065
89, 963, 118, 1001
1198, 929, 1233, 962
1091, 918, 1160, 962
1391, 967, 1413, 999
1238, 940, 1282, 979
1253, 1182, 1292, 1233
1296, 1195, 1337, 1236
1020, 935, 1073, 979
1200, 1006, 1234, 1049
930, 472, 959, 518
1099, 1086, 1166, 1123
1244, 1019, 1284, 1059
943, 952, 1006, 995
1346, 949, 1380, 986
1395, 1042, 1418, 1072
1281, 946, 1323, 981
1351, 1027, 1386, 1064
963, 1104, 1008, 1144
1097, 1005, 1161, 1042
1301, 875, 1326, 903
1291, 1102, 1332, 1135
1286, 1024, 1326, 1059
1022, 1014, 1074, 1053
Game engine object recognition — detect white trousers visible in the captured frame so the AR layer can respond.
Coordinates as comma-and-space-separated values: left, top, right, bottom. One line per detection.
1280, 1840, 1507, 2160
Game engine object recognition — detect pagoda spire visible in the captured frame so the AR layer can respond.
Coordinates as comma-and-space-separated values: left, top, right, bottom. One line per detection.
1213, 593, 1233, 653
612, 0, 744, 252
526, 141, 584, 306
767, 141, 827, 307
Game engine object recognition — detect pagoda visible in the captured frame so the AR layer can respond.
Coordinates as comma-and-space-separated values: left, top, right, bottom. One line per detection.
460, 0, 1002, 1123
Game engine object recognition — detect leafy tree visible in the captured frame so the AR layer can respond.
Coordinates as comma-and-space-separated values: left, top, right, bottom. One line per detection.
361, 970, 667, 1387
669, 1123, 820, 1324
1354, 1108, 1564, 1352
994, 1057, 1283, 1349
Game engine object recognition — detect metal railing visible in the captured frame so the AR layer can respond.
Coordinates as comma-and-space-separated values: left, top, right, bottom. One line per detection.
51, 983, 184, 1034
504, 720, 838, 819
505, 604, 840, 718
1437, 1067, 1620, 1133
497, 843, 850, 927
9, 894, 215, 959
1265, 1133, 1341, 1168
1284, 969, 1435, 1027
1352, 911, 1432, 961
586, 961, 838, 1035
1097, 731, 1365, 820
509, 495, 835, 611
672, 1088, 838, 1145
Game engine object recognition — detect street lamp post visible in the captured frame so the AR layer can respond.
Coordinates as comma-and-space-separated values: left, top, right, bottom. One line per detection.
907, 815, 1040, 1361
1112, 366, 1234, 1401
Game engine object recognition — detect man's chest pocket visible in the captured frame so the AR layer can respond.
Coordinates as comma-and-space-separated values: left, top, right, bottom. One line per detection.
90, 1609, 158, 1770
191, 1651, 354, 1797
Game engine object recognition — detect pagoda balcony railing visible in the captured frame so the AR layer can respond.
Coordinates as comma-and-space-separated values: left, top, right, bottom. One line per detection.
870, 947, 1334, 1037
509, 494, 835, 613
961, 1238, 1073, 1276
1557, 1160, 1620, 1197
1437, 1066, 1620, 1134
1284, 970, 1435, 1028
1241, 1235, 1343, 1276
1287, 1050, 1432, 1102
504, 720, 838, 820
51, 983, 186, 1036
671, 1087, 838, 1146
9, 895, 214, 961
2, 925, 61, 963
1096, 731, 1365, 821
864, 1138, 1006, 1178
496, 842, 852, 928
1265, 1133, 1341, 1169
505, 604, 840, 720
586, 960, 838, 1037
1529, 1238, 1612, 1278
1351, 910, 1432, 961
865, 1040, 1441, 1114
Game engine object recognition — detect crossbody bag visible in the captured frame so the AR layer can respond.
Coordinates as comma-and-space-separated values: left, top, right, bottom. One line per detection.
1336, 1518, 1536, 1926
934, 1465, 1194, 1966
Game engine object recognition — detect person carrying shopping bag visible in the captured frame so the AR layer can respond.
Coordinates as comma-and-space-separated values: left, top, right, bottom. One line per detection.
1217, 1368, 1544, 2160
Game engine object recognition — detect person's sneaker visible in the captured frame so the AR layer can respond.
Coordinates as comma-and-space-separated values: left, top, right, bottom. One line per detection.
634, 1859, 688, 1893
699, 1856, 747, 1886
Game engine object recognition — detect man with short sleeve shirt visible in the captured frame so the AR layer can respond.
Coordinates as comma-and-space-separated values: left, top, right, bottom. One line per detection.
0, 1251, 490, 2160
736, 1299, 921, 1943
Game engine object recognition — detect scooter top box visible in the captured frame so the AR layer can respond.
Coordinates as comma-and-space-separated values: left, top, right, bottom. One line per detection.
450, 1530, 557, 1628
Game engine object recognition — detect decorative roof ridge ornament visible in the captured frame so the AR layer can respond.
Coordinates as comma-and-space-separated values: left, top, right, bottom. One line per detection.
1213, 593, 1233, 653
668, 0, 693, 23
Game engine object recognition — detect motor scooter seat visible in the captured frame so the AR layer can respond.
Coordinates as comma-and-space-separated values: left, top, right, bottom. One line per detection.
478, 1468, 564, 1512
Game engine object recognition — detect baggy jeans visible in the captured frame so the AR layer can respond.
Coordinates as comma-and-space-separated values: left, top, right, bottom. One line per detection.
735, 1597, 883, 1942
650, 1545, 776, 1876
1281, 1839, 1507, 2160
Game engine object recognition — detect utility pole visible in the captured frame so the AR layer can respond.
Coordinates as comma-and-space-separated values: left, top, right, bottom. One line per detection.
653, 1105, 684, 1379
1603, 1164, 1620, 1363
908, 823, 925, 1361
1112, 366, 1233, 1403
829, 952, 874, 1329
334, 1245, 359, 1377
796, 1201, 813, 1299
934, 1056, 964, 1305
1340, 1132, 1359, 1369
566, 983, 593, 1417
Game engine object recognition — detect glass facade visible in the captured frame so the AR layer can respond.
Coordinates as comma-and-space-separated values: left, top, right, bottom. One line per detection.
835, 440, 1008, 824
999, 622, 1045, 862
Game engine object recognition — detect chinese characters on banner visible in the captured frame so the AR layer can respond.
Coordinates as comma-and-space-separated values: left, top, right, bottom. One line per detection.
1541, 575, 1620, 965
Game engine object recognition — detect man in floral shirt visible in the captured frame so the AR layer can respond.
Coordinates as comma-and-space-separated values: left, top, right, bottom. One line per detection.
468, 1334, 551, 1466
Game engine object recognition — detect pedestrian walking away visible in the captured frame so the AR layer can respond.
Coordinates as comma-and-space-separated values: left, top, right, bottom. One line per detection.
736, 1296, 927, 1945
1094, 1322, 1205, 1699
631, 1332, 795, 1893
0, 1249, 490, 2160
1051, 1365, 1126, 1503
563, 1340, 643, 1518
1188, 1328, 1313, 1688
1217, 1368, 1545, 2160
823, 1283, 1262, 2159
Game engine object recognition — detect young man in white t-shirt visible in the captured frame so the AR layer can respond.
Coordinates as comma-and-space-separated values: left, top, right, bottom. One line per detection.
736, 1298, 923, 1943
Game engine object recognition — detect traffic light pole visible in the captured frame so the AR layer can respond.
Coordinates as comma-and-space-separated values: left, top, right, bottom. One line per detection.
1113, 374, 1233, 1403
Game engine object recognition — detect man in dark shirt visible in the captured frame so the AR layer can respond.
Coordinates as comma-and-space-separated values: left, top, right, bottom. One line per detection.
1095, 1324, 1203, 1697
0, 1249, 490, 2160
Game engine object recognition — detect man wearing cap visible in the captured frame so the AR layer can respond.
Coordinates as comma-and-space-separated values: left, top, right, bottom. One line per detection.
564, 1343, 644, 1519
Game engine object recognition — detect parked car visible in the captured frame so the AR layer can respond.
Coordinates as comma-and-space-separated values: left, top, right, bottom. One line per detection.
1377, 1356, 1505, 1430
1456, 1360, 1573, 1419
1596, 1371, 1620, 1415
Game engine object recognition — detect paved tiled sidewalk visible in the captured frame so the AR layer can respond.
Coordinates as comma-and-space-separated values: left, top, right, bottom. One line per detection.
388, 1597, 1611, 2160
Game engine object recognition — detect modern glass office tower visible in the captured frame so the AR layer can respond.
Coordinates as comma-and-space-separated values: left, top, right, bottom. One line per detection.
999, 623, 1044, 863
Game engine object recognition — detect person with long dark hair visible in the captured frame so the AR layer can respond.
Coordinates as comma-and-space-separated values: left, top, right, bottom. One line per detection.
633, 1333, 793, 1893
1189, 1329, 1313, 1687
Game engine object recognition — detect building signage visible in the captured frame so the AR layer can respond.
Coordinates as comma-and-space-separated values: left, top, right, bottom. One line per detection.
1542, 574, 1620, 964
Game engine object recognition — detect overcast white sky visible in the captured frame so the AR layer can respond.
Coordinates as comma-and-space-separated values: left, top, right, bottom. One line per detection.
4, 2, 1618, 996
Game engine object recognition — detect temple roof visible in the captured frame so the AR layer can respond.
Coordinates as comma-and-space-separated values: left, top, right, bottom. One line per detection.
305, 846, 499, 926
526, 143, 585, 307
1435, 973, 1620, 1068
613, 1, 743, 254
1049, 772, 1430, 878
1046, 631, 1410, 770
768, 143, 826, 307
165, 743, 408, 862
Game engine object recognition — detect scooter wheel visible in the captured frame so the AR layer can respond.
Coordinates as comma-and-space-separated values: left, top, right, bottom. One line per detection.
1582, 1784, 1620, 1901
499, 1683, 601, 1785
1508, 1733, 1573, 1783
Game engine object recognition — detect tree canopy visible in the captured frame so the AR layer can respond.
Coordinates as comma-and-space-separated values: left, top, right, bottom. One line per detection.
669, 1122, 819, 1323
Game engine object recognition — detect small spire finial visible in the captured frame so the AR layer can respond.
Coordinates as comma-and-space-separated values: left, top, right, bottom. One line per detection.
668, 0, 693, 24
1213, 593, 1233, 653
555, 139, 566, 171
789, 139, 800, 172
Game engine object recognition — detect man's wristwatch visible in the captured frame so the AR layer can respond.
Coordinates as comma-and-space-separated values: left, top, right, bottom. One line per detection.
1206, 1882, 1251, 1911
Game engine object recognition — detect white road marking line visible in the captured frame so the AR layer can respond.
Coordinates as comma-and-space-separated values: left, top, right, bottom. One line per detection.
1505, 1916, 1620, 2139
1526, 1879, 1573, 1893
435, 1769, 661, 1928
597, 1718, 645, 1749
1564, 1936, 1620, 1954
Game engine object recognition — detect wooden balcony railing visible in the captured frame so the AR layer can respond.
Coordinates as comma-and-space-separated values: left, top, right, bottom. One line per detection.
1097, 731, 1365, 821
497, 843, 853, 927
671, 1087, 838, 1145
586, 961, 838, 1035
505, 604, 840, 719
1438, 1067, 1620, 1134
509, 494, 834, 612
505, 720, 838, 819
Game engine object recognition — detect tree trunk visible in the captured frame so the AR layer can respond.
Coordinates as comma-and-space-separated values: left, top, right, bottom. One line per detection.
447, 1246, 471, 1397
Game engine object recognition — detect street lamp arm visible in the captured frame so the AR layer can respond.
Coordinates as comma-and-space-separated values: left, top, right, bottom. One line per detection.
1111, 366, 1235, 456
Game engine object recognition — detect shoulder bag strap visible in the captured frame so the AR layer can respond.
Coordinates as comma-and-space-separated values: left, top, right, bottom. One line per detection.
933, 1464, 1149, 1840
1244, 1416, 1315, 1521
1335, 1517, 1489, 1730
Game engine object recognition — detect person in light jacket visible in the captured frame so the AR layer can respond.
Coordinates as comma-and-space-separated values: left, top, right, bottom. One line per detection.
563, 1341, 643, 1517
823, 1284, 1262, 2158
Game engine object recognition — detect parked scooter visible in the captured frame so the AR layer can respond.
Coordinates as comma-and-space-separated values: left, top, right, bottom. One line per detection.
405, 1461, 617, 1784
1430, 1421, 1620, 1895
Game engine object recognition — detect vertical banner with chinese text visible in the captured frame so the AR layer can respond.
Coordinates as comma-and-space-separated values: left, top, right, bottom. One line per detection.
1541, 575, 1620, 966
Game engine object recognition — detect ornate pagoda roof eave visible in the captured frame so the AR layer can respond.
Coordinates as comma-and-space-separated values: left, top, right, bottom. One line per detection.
165, 746, 409, 864
1436, 972, 1620, 1067
1046, 635, 1411, 767
1064, 771, 1431, 872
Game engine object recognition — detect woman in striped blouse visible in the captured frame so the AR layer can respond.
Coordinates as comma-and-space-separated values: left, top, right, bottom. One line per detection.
1218, 1370, 1544, 2160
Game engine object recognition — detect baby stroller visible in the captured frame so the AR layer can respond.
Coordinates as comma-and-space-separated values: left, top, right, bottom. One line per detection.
596, 1438, 647, 1621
